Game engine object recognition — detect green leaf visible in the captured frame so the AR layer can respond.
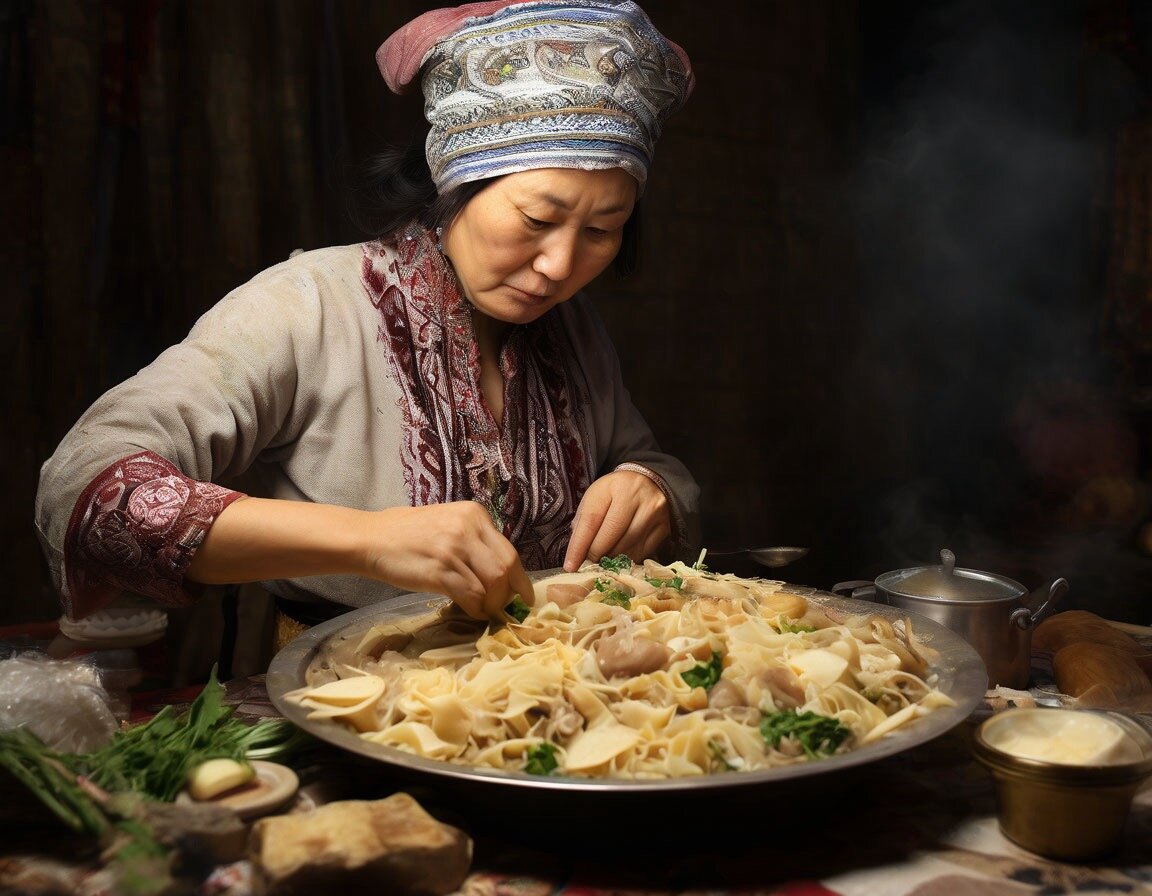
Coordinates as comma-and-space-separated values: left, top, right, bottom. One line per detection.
600, 590, 631, 609
76, 665, 303, 802
597, 554, 633, 573
681, 651, 723, 690
524, 742, 559, 775
505, 596, 531, 623
760, 710, 852, 758
0, 728, 107, 835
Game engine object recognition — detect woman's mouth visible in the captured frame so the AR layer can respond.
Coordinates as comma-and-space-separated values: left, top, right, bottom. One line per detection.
506, 284, 553, 304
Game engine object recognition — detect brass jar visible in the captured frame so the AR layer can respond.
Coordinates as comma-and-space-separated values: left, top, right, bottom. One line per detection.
972, 707, 1152, 861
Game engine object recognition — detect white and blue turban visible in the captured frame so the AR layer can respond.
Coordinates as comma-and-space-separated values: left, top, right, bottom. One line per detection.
377, 1, 694, 193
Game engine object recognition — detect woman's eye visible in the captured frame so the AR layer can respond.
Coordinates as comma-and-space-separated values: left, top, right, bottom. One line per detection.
523, 215, 547, 229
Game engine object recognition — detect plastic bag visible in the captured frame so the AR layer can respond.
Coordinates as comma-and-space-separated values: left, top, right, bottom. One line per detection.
0, 651, 119, 753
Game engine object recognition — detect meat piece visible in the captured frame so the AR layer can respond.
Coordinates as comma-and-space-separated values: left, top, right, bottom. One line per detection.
757, 665, 805, 709
595, 631, 673, 679
707, 678, 747, 709
546, 583, 595, 608
531, 571, 599, 608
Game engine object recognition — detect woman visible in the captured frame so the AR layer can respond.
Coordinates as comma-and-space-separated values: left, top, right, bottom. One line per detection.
34, 0, 700, 632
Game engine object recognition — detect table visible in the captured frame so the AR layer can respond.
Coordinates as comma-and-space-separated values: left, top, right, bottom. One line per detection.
211, 676, 1152, 895
2, 660, 1150, 895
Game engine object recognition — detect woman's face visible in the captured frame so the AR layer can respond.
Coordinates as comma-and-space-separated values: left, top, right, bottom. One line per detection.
441, 167, 637, 325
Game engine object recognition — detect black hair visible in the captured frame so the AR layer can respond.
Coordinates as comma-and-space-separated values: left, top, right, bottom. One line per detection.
346, 135, 642, 276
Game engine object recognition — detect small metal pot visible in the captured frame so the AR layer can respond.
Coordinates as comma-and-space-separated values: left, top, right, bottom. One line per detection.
834, 549, 1068, 689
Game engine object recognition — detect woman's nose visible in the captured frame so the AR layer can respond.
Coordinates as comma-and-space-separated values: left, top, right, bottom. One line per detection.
532, 231, 577, 281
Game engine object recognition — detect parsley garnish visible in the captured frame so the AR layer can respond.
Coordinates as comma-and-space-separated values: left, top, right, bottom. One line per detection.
593, 577, 631, 608
524, 742, 559, 775
645, 575, 684, 590
760, 710, 852, 758
598, 554, 633, 573
681, 651, 723, 690
505, 596, 531, 623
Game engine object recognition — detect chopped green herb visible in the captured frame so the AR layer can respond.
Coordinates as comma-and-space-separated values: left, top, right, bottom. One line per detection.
524, 742, 559, 775
775, 617, 816, 634
707, 739, 738, 771
760, 709, 852, 758
645, 575, 684, 590
593, 577, 632, 607
505, 596, 532, 622
681, 651, 723, 690
598, 554, 633, 573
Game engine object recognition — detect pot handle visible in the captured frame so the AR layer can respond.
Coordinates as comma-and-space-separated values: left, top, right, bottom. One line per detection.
832, 580, 878, 602
1011, 577, 1069, 630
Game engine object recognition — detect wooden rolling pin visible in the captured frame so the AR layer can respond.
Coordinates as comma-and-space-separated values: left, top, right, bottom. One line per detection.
1033, 610, 1152, 709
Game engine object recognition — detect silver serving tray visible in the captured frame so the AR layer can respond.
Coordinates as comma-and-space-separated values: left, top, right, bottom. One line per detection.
266, 584, 988, 795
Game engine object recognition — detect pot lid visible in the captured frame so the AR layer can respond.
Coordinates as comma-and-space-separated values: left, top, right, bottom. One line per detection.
881, 549, 1025, 602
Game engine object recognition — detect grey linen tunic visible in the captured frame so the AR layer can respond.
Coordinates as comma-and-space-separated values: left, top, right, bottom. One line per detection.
35, 233, 700, 619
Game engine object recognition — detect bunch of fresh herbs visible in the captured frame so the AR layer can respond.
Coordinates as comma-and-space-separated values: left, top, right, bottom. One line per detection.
1, 664, 306, 820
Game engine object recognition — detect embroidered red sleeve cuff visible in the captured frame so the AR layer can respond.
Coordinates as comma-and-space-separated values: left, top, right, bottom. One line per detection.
62, 451, 246, 619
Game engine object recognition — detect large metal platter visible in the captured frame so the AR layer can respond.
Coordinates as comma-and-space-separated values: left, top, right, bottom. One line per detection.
266, 583, 988, 795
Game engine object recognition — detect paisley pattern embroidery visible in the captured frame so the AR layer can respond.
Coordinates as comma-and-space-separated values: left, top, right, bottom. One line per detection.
361, 230, 592, 570
63, 451, 244, 617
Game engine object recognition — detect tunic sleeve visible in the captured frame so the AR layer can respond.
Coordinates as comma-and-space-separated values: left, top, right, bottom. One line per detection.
35, 252, 336, 619
55, 452, 246, 618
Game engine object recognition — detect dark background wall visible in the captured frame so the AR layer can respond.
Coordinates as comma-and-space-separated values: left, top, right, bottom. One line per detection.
5, 0, 1151, 627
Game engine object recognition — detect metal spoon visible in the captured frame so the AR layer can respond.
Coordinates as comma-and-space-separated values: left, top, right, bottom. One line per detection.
705, 546, 809, 569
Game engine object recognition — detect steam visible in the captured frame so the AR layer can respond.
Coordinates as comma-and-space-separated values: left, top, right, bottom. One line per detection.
846, 1, 1106, 569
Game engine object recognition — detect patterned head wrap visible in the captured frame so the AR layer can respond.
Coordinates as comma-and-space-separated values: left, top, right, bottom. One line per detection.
377, 1, 694, 193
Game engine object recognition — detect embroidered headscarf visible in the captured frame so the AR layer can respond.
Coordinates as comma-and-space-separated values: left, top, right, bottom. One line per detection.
377, 1, 694, 193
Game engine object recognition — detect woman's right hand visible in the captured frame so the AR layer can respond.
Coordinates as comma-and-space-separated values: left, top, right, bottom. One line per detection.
360, 502, 535, 620
187, 497, 534, 620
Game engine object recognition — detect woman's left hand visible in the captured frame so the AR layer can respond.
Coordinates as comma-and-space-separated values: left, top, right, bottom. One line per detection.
563, 469, 671, 571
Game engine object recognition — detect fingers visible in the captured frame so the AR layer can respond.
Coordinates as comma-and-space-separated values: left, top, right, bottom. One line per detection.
508, 565, 537, 610
564, 471, 672, 570
365, 502, 531, 621
449, 518, 533, 621
563, 503, 603, 571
